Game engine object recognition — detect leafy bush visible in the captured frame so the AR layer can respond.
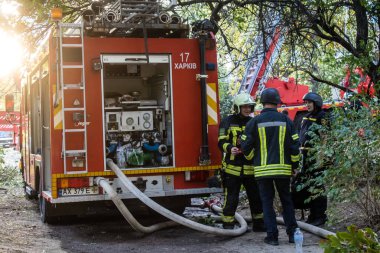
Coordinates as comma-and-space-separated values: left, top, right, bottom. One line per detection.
321, 225, 380, 253
0, 148, 22, 188
218, 79, 233, 119
306, 99, 380, 227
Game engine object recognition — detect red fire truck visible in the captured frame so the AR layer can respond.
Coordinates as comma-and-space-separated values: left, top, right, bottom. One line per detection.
237, 17, 345, 127
21, 2, 221, 222
0, 111, 20, 148
237, 15, 378, 128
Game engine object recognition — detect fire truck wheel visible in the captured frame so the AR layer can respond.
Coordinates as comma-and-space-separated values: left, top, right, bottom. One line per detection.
152, 196, 191, 216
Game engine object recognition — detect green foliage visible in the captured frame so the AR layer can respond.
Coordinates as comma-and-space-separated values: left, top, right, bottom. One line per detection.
0, 149, 22, 188
218, 79, 233, 119
307, 99, 380, 226
321, 225, 380, 253
195, 214, 216, 226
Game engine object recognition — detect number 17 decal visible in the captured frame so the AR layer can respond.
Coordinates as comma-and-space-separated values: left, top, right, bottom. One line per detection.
180, 52, 190, 62
175, 52, 197, 69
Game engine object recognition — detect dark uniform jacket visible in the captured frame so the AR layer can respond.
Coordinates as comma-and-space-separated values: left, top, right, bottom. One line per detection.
218, 114, 254, 177
299, 110, 326, 148
241, 108, 300, 179
298, 109, 328, 175
293, 109, 328, 210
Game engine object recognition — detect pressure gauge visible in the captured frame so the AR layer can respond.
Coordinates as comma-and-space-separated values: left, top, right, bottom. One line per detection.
126, 117, 134, 125
143, 113, 151, 120
143, 121, 151, 129
123, 133, 131, 142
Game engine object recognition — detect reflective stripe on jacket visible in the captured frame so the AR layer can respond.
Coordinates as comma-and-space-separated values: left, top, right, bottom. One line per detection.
218, 114, 253, 176
241, 108, 300, 179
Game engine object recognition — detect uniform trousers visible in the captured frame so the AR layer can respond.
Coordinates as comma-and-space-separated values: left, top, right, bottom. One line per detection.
222, 173, 263, 222
257, 178, 298, 237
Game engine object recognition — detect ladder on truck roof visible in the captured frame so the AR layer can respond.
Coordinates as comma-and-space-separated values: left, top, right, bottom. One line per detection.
238, 15, 284, 99
58, 22, 88, 174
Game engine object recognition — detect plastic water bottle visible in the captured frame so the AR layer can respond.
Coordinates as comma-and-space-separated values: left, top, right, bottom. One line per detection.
294, 228, 303, 253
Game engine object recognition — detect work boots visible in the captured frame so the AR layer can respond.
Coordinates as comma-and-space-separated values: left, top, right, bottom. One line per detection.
306, 214, 327, 226
264, 235, 279, 246
307, 216, 327, 226
222, 222, 235, 229
288, 231, 295, 243
287, 227, 297, 243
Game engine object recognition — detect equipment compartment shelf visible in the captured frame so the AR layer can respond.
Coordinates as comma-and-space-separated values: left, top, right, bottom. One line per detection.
105, 107, 123, 110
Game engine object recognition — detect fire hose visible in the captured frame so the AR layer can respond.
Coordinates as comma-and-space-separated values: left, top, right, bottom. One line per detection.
95, 177, 177, 233
95, 159, 248, 236
276, 217, 335, 238
97, 159, 334, 238
202, 203, 335, 239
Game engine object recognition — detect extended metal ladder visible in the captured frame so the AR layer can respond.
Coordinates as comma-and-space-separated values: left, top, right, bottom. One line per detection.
238, 14, 284, 98
58, 23, 88, 174
238, 33, 266, 94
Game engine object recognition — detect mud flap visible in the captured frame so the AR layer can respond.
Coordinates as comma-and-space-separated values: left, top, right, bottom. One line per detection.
39, 196, 57, 224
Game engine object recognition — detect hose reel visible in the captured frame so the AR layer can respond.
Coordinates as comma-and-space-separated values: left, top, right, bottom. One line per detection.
159, 12, 171, 24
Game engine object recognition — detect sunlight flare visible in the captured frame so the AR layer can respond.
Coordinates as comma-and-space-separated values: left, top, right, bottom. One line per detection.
1, 1, 19, 17
0, 30, 23, 77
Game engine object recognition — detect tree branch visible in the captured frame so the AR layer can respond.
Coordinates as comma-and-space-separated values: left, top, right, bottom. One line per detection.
301, 68, 349, 92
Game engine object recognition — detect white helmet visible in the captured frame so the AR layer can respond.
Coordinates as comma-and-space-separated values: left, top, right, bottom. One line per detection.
233, 93, 255, 113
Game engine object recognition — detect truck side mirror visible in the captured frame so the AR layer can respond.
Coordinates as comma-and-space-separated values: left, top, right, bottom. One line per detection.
5, 94, 14, 112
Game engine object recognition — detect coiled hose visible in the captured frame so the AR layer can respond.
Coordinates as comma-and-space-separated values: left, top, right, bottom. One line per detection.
95, 159, 248, 236
95, 177, 177, 233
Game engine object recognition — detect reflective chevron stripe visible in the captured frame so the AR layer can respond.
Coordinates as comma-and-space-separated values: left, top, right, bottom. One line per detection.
54, 97, 62, 129
207, 83, 218, 125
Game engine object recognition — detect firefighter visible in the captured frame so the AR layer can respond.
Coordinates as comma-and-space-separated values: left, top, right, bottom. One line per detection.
241, 88, 299, 246
218, 92, 265, 231
298, 92, 328, 226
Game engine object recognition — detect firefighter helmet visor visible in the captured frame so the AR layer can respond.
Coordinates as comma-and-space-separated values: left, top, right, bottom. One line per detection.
233, 93, 255, 114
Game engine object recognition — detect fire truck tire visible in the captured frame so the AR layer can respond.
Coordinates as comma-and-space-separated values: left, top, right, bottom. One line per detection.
171, 197, 190, 215
152, 196, 190, 215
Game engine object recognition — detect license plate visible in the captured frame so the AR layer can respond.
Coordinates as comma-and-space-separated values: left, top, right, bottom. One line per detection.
59, 186, 99, 196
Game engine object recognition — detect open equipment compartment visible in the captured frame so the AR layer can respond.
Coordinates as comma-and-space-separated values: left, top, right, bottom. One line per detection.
102, 54, 174, 170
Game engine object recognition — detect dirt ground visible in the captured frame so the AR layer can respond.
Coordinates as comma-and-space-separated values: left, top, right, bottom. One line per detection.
0, 187, 327, 253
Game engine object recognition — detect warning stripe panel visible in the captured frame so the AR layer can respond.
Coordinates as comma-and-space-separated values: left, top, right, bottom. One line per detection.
206, 83, 218, 125
54, 99, 63, 129
0, 124, 15, 130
